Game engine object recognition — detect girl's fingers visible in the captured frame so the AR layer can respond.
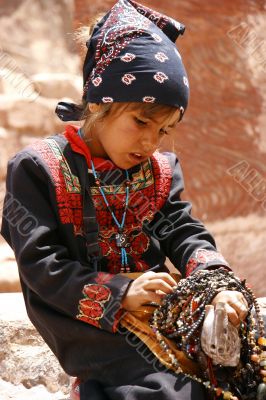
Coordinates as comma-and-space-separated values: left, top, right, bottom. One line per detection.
229, 299, 248, 321
144, 279, 175, 294
143, 272, 177, 287
143, 290, 164, 305
228, 293, 248, 321
224, 303, 240, 326
212, 291, 249, 324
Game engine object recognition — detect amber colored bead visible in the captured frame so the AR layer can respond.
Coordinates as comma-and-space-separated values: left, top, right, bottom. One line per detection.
251, 354, 260, 363
258, 337, 266, 346
261, 370, 266, 376
223, 392, 233, 400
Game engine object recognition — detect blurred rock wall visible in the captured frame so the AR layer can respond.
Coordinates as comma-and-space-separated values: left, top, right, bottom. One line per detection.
0, 0, 81, 186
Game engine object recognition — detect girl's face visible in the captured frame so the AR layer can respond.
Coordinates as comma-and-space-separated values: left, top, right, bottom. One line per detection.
85, 104, 181, 169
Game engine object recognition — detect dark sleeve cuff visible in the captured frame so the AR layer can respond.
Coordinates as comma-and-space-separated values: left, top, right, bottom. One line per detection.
76, 272, 132, 333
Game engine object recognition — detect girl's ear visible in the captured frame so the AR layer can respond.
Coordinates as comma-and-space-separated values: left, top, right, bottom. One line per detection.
88, 103, 101, 113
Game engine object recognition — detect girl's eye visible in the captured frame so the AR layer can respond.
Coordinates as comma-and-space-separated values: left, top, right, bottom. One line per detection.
135, 117, 147, 126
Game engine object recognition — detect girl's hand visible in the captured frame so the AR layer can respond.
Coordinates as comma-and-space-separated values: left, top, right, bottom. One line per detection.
211, 290, 249, 326
121, 271, 177, 311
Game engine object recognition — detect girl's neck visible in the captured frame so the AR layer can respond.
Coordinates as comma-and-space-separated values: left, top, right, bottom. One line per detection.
79, 127, 110, 160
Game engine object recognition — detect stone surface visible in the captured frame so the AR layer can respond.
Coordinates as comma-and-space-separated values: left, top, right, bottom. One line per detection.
31, 73, 82, 101
0, 293, 71, 399
0, 0, 81, 195
0, 379, 69, 400
0, 242, 21, 292
206, 214, 266, 298
0, 0, 79, 76
0, 95, 63, 136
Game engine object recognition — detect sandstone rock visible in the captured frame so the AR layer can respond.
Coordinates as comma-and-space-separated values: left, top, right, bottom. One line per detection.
0, 242, 20, 293
0, 0, 79, 76
0, 128, 21, 180
0, 95, 63, 136
0, 379, 70, 400
206, 214, 266, 298
0, 293, 71, 399
31, 73, 82, 101
0, 68, 39, 101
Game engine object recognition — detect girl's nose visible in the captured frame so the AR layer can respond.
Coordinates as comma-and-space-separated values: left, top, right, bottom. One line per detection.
140, 131, 159, 155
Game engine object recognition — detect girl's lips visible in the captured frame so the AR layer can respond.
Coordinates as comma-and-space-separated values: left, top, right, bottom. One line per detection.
128, 153, 146, 163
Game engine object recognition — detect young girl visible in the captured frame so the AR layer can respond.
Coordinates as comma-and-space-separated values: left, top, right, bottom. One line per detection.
1, 1, 254, 399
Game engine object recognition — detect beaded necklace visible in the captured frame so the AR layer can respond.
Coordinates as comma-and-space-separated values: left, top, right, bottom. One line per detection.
77, 128, 132, 273
90, 159, 131, 273
150, 268, 266, 400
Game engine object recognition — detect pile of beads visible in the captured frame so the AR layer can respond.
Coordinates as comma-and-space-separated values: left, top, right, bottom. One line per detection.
150, 268, 266, 400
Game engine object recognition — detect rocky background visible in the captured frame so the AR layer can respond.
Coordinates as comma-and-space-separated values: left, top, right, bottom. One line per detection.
0, 0, 265, 398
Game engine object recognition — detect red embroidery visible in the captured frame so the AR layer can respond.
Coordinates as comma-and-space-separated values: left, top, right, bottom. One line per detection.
77, 283, 111, 328
185, 249, 229, 277
78, 298, 104, 319
77, 315, 100, 328
95, 272, 114, 285
31, 126, 173, 273
185, 257, 198, 277
83, 284, 111, 302
90, 153, 172, 273
30, 138, 83, 234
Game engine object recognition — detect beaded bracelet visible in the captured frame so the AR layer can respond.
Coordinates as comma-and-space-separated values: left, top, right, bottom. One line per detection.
150, 268, 266, 400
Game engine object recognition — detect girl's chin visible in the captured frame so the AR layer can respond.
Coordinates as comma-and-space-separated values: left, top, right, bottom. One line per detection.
104, 154, 147, 170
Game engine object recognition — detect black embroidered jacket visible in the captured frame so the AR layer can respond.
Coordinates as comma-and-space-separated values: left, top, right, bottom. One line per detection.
0, 125, 229, 380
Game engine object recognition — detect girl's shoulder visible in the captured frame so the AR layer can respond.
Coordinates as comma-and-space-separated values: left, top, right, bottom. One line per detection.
7, 133, 73, 185
11, 132, 69, 164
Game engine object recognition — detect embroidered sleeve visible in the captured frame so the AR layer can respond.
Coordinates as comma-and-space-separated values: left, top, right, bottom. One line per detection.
146, 153, 230, 277
185, 249, 230, 277
76, 273, 129, 332
1, 152, 131, 334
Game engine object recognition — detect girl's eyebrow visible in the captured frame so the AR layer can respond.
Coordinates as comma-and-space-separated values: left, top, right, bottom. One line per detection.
139, 114, 180, 128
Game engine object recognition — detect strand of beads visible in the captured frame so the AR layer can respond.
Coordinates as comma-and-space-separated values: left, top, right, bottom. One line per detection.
90, 159, 131, 273
151, 308, 238, 400
150, 268, 265, 400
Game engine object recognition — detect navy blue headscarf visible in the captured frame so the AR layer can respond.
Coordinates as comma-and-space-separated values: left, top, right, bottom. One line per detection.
55, 0, 189, 122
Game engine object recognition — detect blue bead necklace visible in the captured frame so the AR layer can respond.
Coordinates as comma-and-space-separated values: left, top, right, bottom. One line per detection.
90, 159, 131, 273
